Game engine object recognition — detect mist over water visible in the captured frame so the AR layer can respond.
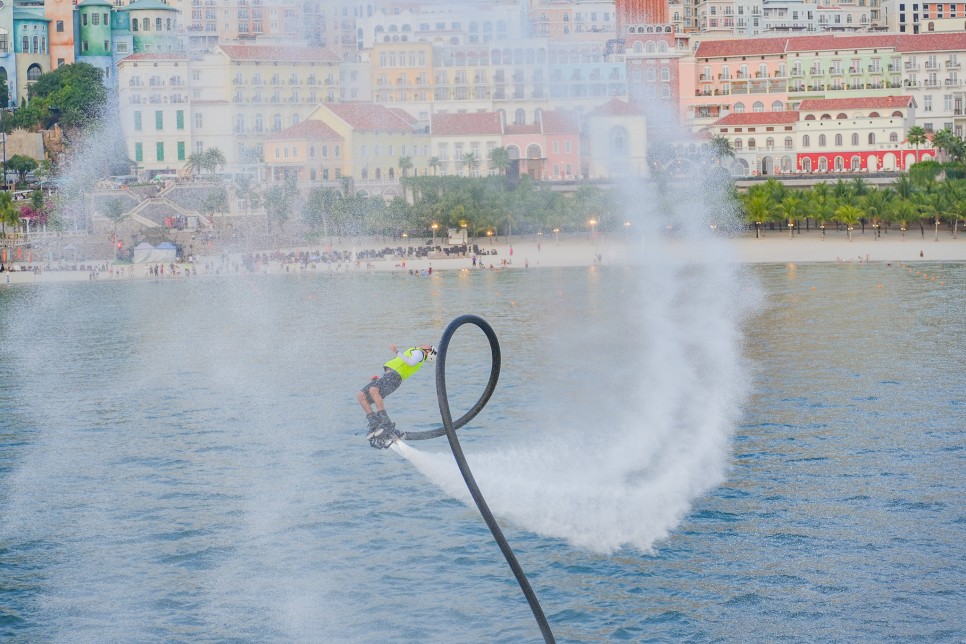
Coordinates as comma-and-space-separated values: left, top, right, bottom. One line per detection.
395, 170, 760, 554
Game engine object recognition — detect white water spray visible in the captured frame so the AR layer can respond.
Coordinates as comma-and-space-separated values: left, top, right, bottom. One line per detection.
395, 170, 761, 555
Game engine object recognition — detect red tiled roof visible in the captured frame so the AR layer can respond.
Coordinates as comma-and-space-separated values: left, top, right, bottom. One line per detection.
798, 96, 913, 111
539, 111, 580, 134
896, 32, 966, 52
695, 31, 966, 60
118, 53, 188, 63
586, 98, 644, 118
696, 37, 788, 59
712, 111, 800, 127
218, 45, 341, 63
268, 120, 341, 142
785, 34, 898, 52
322, 103, 417, 132
432, 112, 503, 136
389, 108, 419, 126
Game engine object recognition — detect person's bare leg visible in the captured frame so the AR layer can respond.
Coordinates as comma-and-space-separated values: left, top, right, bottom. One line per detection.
356, 390, 374, 415
368, 386, 386, 413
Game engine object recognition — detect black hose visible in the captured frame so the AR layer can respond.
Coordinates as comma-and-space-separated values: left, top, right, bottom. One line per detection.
413, 314, 555, 644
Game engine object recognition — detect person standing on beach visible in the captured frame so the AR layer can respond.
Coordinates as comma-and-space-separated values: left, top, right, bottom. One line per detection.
356, 344, 436, 446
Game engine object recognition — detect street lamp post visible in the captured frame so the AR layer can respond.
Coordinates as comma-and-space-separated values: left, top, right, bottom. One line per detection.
553, 227, 559, 245
487, 230, 493, 245
589, 218, 598, 252
431, 222, 438, 250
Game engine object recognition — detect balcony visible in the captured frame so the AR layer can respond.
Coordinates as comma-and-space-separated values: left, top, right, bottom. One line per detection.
946, 60, 961, 69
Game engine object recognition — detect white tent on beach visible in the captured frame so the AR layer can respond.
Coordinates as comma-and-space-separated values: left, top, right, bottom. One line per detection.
132, 242, 177, 264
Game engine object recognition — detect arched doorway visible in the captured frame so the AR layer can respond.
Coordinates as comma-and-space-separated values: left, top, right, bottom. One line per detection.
524, 143, 544, 180
761, 156, 774, 175
506, 145, 521, 179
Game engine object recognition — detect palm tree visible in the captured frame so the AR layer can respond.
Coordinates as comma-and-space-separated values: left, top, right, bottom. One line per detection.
834, 204, 864, 241
463, 152, 480, 177
0, 190, 18, 237
907, 126, 928, 164
777, 195, 802, 238
893, 174, 916, 200
184, 152, 205, 178
742, 193, 779, 238
202, 147, 226, 176
708, 135, 735, 164
489, 146, 511, 176
862, 188, 892, 238
398, 155, 413, 178
428, 156, 441, 176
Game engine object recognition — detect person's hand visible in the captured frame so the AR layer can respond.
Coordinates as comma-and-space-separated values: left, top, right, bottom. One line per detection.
389, 344, 397, 353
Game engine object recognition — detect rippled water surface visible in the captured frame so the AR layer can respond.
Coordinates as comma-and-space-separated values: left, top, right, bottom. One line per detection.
1, 260, 963, 642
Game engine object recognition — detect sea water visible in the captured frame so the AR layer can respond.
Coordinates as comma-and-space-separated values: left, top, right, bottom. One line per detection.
0, 261, 963, 642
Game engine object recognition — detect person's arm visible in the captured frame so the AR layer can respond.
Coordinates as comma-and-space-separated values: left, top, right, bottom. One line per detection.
394, 347, 425, 366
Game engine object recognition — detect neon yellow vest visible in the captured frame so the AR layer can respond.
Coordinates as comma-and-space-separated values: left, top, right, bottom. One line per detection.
384, 347, 426, 380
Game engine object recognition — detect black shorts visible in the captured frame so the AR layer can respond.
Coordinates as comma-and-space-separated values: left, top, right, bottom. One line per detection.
360, 368, 402, 404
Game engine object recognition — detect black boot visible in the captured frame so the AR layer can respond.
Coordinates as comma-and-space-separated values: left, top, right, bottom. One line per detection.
365, 412, 382, 439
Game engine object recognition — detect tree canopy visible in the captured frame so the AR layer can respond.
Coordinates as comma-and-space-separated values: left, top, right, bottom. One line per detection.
3, 63, 108, 132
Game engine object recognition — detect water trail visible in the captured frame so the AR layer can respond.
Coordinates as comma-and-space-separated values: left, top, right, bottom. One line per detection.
396, 173, 761, 555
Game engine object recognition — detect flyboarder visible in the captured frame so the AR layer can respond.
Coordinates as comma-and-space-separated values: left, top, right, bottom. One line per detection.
357, 344, 436, 445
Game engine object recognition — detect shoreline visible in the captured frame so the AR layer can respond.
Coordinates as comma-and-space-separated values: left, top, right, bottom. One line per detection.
2, 230, 964, 286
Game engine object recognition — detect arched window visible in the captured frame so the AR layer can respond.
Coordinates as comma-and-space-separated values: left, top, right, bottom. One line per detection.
868, 133, 876, 145
132, 19, 139, 32
819, 134, 827, 146
804, 114, 816, 120
632, 42, 643, 54
645, 41, 656, 53
235, 114, 245, 132
852, 133, 859, 146
166, 18, 172, 31
748, 138, 757, 150
375, 168, 382, 180
802, 135, 811, 147
766, 137, 775, 150
772, 101, 783, 112
869, 111, 880, 117
784, 137, 793, 150
721, 65, 731, 79
734, 102, 745, 113
821, 114, 832, 120
514, 108, 525, 125
32, 36, 39, 53
834, 156, 844, 171
835, 134, 843, 146
819, 157, 828, 171
21, 36, 28, 52
851, 155, 861, 170
739, 64, 749, 78
836, 113, 848, 119
758, 63, 768, 78
645, 68, 655, 81
273, 113, 282, 131
734, 138, 743, 150
889, 132, 898, 142
753, 101, 764, 112
891, 111, 903, 117
156, 18, 162, 31
527, 144, 542, 159
143, 17, 150, 31
254, 113, 264, 133
803, 158, 812, 172
661, 67, 670, 81
661, 85, 671, 98
658, 41, 668, 53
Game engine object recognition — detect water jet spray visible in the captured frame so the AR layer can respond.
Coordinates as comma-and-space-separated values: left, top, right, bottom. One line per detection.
396, 314, 554, 643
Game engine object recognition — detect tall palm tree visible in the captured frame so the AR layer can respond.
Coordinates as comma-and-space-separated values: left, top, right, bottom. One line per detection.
0, 190, 18, 237
742, 193, 779, 238
202, 147, 226, 176
862, 188, 892, 237
428, 156, 441, 176
708, 135, 735, 164
778, 195, 802, 238
834, 204, 864, 241
463, 152, 480, 177
397, 155, 413, 178
184, 152, 205, 178
489, 146, 511, 176
907, 125, 928, 164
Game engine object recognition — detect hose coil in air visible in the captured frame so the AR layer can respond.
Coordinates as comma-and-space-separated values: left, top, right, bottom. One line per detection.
406, 314, 555, 644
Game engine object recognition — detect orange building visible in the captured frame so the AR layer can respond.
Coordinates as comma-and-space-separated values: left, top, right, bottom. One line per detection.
46, 0, 76, 68
616, 0, 668, 31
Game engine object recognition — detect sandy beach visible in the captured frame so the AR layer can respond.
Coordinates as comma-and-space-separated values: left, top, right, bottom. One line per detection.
2, 229, 964, 286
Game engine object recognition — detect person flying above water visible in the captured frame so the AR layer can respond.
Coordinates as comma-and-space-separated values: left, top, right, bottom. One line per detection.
356, 344, 436, 446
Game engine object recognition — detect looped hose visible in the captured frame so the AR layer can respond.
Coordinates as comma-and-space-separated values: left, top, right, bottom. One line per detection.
405, 314, 555, 643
